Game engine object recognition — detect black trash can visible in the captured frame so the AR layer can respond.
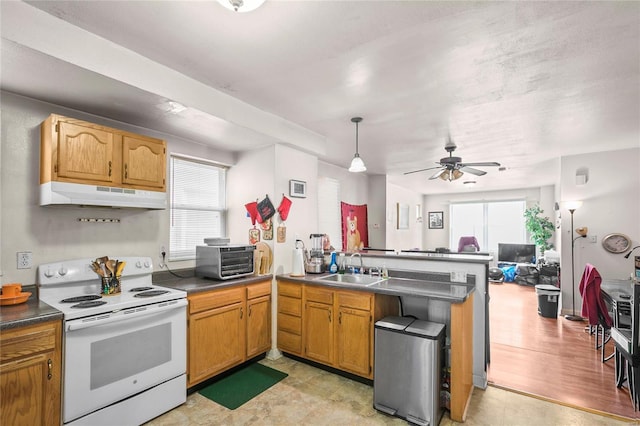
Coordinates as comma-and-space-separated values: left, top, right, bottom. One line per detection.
535, 284, 560, 318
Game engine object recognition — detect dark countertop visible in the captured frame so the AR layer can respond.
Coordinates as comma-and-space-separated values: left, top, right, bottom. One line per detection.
0, 286, 63, 331
153, 270, 273, 294
277, 272, 475, 303
335, 250, 492, 264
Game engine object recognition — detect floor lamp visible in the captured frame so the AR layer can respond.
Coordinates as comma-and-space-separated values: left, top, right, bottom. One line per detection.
565, 202, 586, 321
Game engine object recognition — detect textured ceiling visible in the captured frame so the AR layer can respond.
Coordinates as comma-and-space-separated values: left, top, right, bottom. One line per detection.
2, 1, 639, 194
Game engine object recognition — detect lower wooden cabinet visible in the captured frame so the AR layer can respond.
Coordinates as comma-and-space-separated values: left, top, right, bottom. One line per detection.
0, 320, 62, 426
277, 279, 398, 380
187, 280, 271, 388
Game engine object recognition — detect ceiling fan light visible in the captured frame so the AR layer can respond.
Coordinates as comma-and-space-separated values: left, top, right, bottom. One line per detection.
349, 154, 366, 173
217, 0, 265, 12
439, 169, 463, 181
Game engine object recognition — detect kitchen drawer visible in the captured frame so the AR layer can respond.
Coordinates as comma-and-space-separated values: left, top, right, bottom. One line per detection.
304, 285, 333, 304
247, 280, 271, 299
278, 330, 302, 354
278, 295, 302, 317
189, 287, 244, 314
278, 281, 302, 298
337, 291, 371, 311
278, 312, 302, 335
0, 323, 57, 364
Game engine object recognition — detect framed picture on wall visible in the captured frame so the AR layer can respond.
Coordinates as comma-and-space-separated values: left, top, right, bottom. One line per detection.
428, 211, 444, 229
289, 180, 307, 198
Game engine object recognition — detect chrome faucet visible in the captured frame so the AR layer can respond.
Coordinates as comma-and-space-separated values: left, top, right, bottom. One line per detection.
350, 253, 364, 274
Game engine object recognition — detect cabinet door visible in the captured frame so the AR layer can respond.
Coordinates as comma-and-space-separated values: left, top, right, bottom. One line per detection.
0, 321, 61, 426
57, 120, 115, 184
304, 301, 333, 365
122, 135, 166, 190
336, 307, 372, 377
247, 295, 271, 358
188, 301, 245, 386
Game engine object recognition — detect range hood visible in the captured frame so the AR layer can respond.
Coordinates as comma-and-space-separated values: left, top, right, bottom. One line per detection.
40, 181, 166, 209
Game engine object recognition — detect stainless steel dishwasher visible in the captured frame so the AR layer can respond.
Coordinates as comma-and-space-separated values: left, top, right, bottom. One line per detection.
374, 316, 445, 426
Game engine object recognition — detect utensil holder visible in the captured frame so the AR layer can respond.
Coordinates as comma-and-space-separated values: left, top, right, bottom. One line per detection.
101, 276, 121, 296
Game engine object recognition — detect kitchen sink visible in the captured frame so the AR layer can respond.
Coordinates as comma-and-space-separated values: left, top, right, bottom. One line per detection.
314, 273, 384, 286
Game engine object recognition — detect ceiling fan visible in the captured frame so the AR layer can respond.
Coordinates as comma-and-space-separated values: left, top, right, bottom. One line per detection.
404, 134, 501, 181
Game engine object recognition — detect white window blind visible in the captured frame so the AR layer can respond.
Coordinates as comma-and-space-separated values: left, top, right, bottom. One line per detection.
318, 177, 342, 251
170, 156, 227, 261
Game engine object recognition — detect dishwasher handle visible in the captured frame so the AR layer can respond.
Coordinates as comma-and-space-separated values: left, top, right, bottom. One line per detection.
67, 298, 187, 331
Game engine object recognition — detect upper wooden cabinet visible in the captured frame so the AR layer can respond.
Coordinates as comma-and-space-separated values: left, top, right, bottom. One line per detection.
41, 114, 166, 191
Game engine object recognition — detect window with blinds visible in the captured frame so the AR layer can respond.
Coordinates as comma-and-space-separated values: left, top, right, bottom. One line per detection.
169, 156, 227, 261
318, 177, 342, 251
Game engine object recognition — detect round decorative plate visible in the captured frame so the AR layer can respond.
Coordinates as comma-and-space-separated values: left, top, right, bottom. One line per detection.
602, 233, 631, 254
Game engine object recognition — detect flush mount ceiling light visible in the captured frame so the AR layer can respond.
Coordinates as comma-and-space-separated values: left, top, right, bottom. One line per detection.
217, 0, 265, 12
348, 117, 367, 173
156, 100, 187, 115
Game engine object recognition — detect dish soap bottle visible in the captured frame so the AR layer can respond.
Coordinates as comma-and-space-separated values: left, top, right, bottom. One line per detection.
382, 262, 389, 279
329, 251, 338, 273
338, 253, 346, 274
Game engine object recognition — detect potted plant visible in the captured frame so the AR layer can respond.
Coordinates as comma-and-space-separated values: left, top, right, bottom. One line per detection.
524, 205, 555, 253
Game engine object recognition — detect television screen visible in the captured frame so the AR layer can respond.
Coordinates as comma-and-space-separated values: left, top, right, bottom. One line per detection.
498, 243, 536, 264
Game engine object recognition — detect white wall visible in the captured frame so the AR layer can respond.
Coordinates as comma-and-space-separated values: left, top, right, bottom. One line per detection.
367, 174, 386, 248
0, 92, 236, 284
559, 148, 640, 314
385, 182, 423, 251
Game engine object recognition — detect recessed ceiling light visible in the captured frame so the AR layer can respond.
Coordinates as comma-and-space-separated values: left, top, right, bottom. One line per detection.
157, 101, 187, 115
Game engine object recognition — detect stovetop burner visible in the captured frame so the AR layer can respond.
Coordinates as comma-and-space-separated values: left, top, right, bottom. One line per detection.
71, 300, 108, 308
130, 287, 154, 292
61, 295, 102, 303
134, 290, 169, 297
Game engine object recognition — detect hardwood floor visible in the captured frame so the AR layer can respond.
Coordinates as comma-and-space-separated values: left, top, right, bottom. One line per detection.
488, 281, 637, 420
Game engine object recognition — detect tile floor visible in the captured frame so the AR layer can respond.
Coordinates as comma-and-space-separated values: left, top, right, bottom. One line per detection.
146, 356, 635, 425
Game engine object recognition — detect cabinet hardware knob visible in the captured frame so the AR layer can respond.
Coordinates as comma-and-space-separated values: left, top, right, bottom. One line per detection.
339, 312, 342, 324
249, 306, 252, 317
124, 163, 128, 178
240, 307, 243, 319
329, 310, 332, 322
47, 359, 53, 380
108, 161, 112, 177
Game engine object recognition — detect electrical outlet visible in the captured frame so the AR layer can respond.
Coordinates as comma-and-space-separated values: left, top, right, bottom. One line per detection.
589, 235, 597, 243
17, 252, 32, 269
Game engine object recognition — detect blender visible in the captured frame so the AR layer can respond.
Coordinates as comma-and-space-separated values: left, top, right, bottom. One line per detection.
305, 233, 325, 274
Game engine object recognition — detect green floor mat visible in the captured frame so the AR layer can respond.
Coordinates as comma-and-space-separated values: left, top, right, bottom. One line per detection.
198, 363, 288, 410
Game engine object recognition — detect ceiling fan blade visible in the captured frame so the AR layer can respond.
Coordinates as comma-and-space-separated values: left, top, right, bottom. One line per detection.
460, 161, 501, 167
404, 165, 442, 175
429, 168, 447, 180
460, 166, 487, 176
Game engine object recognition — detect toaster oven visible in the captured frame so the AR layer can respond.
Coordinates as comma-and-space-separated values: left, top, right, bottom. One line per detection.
195, 245, 255, 280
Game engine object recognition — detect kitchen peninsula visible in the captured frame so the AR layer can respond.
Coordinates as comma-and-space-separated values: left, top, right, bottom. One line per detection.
277, 250, 486, 422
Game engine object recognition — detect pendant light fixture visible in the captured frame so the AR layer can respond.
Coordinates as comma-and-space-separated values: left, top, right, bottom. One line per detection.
217, 0, 266, 13
348, 117, 367, 173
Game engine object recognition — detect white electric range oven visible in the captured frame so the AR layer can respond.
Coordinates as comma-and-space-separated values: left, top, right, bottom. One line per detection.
38, 257, 187, 426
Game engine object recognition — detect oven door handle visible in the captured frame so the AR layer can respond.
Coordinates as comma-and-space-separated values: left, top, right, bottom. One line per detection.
66, 298, 187, 331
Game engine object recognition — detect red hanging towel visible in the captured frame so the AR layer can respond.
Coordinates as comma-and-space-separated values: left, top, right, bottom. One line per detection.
245, 201, 259, 226
278, 195, 292, 221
